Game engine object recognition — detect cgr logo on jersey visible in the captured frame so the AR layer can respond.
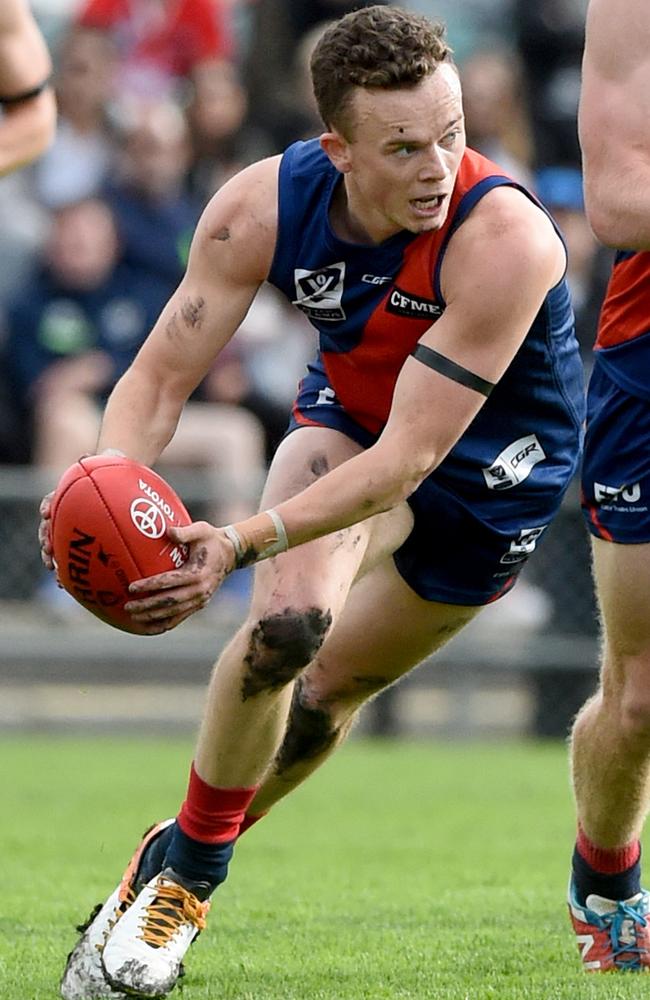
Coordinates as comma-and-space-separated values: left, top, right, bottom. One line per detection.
500, 525, 547, 564
386, 286, 443, 320
362, 274, 392, 285
293, 263, 346, 321
482, 434, 546, 491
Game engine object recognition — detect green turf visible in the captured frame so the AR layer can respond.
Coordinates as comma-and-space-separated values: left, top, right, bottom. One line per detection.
2, 735, 646, 998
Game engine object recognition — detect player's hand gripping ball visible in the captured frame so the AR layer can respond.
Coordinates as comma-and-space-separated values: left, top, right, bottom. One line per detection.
50, 455, 191, 634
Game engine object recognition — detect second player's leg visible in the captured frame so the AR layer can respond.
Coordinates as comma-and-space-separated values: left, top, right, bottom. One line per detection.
571, 537, 650, 846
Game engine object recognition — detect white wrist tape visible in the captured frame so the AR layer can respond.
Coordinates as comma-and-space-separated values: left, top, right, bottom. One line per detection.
223, 509, 289, 568
263, 508, 289, 558
222, 524, 246, 566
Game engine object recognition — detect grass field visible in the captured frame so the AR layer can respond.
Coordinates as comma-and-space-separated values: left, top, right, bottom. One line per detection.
2, 735, 647, 999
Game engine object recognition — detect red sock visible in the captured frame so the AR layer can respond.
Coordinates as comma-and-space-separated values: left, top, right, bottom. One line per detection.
177, 762, 258, 843
238, 812, 268, 837
576, 825, 641, 874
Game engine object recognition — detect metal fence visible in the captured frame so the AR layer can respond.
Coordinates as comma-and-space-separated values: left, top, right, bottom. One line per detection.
0, 466, 600, 737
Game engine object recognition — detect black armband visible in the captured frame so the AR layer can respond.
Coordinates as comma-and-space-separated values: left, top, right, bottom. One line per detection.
411, 343, 495, 397
0, 79, 50, 105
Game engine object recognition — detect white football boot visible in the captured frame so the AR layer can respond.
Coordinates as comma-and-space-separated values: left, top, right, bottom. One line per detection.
60, 820, 175, 1000
102, 869, 211, 998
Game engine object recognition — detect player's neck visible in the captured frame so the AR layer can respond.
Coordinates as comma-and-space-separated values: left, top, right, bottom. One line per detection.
329, 178, 399, 246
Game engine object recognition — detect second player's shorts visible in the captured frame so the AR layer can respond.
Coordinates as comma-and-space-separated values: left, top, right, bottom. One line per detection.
287, 357, 580, 606
582, 358, 650, 543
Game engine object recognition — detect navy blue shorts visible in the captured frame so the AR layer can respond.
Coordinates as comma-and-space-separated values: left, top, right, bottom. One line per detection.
582, 360, 650, 542
286, 359, 574, 606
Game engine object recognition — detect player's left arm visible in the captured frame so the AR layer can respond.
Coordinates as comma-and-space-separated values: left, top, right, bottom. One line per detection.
0, 0, 56, 175
126, 188, 564, 628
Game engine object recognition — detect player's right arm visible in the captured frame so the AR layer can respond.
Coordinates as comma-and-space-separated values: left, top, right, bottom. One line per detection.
0, 0, 56, 175
96, 156, 280, 464
579, 0, 650, 248
38, 156, 279, 570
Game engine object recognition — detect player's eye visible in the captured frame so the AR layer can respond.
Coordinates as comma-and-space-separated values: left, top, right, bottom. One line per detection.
440, 130, 460, 148
393, 144, 417, 157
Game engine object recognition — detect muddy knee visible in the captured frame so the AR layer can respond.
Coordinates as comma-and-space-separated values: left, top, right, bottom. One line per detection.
241, 606, 332, 700
274, 677, 341, 774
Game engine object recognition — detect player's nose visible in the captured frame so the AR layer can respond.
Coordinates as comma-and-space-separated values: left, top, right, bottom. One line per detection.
419, 145, 449, 182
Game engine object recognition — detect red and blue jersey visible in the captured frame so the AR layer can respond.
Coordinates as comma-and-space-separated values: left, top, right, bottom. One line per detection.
269, 140, 583, 519
593, 250, 650, 400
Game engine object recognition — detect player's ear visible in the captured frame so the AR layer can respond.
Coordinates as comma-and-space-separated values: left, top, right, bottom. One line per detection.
320, 131, 353, 173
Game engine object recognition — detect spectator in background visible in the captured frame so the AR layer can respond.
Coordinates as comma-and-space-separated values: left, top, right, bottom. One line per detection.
245, 17, 335, 152
33, 26, 118, 208
245, 0, 385, 151
534, 165, 611, 364
513, 0, 586, 168
460, 48, 533, 187
104, 98, 201, 297
5, 198, 265, 527
186, 58, 270, 201
6, 198, 160, 473
74, 0, 233, 100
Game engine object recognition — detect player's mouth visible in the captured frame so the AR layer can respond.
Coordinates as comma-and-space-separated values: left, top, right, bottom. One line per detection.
409, 193, 447, 217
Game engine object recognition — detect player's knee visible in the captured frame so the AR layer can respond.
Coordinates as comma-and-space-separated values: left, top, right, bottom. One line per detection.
619, 695, 650, 741
603, 650, 650, 741
240, 606, 333, 699
274, 677, 339, 774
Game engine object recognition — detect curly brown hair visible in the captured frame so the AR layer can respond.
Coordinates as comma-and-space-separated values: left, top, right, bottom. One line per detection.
311, 5, 452, 137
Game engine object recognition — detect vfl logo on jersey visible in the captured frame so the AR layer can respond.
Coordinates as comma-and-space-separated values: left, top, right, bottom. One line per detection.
482, 434, 546, 491
500, 525, 547, 564
594, 482, 641, 504
386, 286, 443, 320
293, 263, 346, 321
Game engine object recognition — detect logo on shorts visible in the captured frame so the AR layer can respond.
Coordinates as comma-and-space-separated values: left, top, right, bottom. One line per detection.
293, 263, 346, 321
594, 482, 641, 504
482, 434, 546, 491
500, 525, 547, 564
385, 286, 442, 320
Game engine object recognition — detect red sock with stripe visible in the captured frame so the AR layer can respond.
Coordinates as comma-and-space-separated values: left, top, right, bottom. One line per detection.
163, 762, 258, 890
572, 825, 641, 905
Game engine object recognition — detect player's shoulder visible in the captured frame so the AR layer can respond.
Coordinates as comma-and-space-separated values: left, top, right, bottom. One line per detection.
462, 184, 560, 257
201, 156, 281, 236
444, 184, 565, 292
195, 155, 281, 279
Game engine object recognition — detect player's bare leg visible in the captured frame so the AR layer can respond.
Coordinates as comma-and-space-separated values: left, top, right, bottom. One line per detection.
568, 538, 650, 970
192, 426, 414, 788
101, 426, 415, 996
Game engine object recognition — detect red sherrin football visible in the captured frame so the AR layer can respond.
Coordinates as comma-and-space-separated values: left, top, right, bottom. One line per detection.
50, 455, 191, 634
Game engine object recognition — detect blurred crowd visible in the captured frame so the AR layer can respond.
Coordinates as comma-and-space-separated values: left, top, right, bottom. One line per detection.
0, 1, 609, 625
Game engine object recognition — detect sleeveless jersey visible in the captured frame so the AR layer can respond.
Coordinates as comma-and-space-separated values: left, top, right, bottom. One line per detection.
268, 140, 584, 519
593, 250, 650, 400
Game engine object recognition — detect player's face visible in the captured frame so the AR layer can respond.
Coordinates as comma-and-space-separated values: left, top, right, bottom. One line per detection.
330, 65, 465, 242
